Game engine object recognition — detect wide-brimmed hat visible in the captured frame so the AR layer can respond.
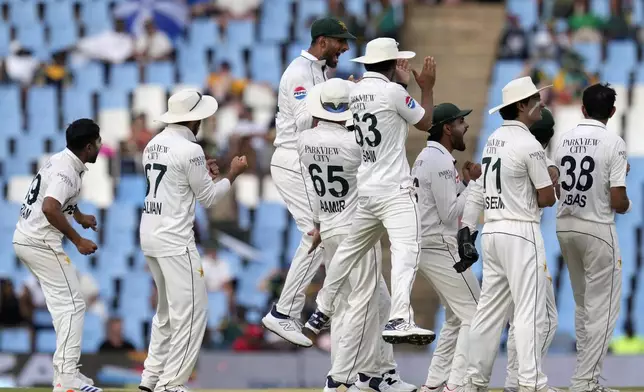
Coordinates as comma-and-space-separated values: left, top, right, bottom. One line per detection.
488, 76, 551, 114
159, 89, 219, 124
351, 37, 415, 64
306, 78, 353, 122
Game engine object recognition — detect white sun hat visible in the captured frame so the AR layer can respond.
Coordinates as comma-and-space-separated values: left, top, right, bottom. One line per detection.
488, 76, 552, 114
351, 37, 415, 64
158, 89, 219, 124
306, 78, 353, 122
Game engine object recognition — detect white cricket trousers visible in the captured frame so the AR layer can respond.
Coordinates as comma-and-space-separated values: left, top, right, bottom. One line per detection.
316, 189, 422, 323
324, 234, 397, 382
466, 220, 549, 390
270, 148, 325, 318
505, 279, 558, 389
420, 235, 481, 387
13, 230, 86, 376
142, 247, 207, 392
556, 216, 621, 392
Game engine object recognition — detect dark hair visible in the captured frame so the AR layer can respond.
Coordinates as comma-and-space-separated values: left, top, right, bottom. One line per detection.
364, 60, 397, 74
65, 118, 100, 152
428, 124, 445, 142
582, 83, 616, 121
499, 96, 531, 120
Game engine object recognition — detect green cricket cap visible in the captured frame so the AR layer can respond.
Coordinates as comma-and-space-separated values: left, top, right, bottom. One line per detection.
311, 17, 356, 40
428, 103, 472, 133
529, 107, 555, 146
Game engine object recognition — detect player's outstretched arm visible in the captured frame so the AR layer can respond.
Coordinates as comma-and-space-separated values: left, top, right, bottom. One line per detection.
410, 56, 436, 131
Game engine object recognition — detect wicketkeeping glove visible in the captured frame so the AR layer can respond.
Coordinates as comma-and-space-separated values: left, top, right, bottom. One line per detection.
454, 227, 479, 273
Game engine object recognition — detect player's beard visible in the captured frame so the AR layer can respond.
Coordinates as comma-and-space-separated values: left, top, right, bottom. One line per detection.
87, 150, 99, 163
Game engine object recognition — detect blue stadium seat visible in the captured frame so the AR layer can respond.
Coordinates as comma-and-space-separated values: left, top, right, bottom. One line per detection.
189, 19, 221, 49
82, 313, 105, 353
0, 203, 21, 230
0, 24, 10, 57
195, 204, 210, 242
15, 137, 46, 162
346, 0, 367, 22
122, 317, 145, 350
10, 1, 38, 27
4, 155, 34, 177
237, 204, 251, 231
287, 41, 309, 65
97, 249, 130, 277
236, 261, 273, 309
250, 226, 283, 256
33, 309, 53, 328
572, 42, 601, 73
99, 88, 129, 110
296, 0, 328, 41
177, 51, 208, 86
110, 63, 139, 91
117, 175, 146, 203
208, 291, 228, 328
255, 202, 288, 230
144, 62, 175, 89
602, 41, 637, 85
81, 1, 111, 31
259, 0, 291, 43
507, 0, 538, 28
225, 20, 256, 48
49, 25, 78, 52
63, 88, 93, 125
16, 25, 45, 51
96, 273, 116, 302
27, 86, 58, 118
74, 62, 105, 92
214, 46, 246, 79
36, 329, 58, 353
590, 0, 610, 18
250, 45, 282, 88
45, 1, 74, 27
0, 328, 31, 353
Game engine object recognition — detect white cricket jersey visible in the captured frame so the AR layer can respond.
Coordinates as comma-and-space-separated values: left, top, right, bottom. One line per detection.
274, 50, 327, 152
554, 119, 627, 224
297, 121, 361, 237
15, 149, 87, 244
412, 141, 470, 238
349, 72, 425, 196
139, 124, 231, 257
481, 120, 552, 224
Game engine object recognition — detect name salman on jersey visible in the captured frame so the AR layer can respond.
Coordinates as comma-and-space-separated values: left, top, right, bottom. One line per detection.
303, 143, 348, 214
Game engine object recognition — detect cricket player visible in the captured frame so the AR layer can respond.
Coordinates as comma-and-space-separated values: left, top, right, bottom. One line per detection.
462, 76, 557, 392
298, 79, 415, 392
138, 90, 248, 392
410, 103, 482, 392
262, 17, 356, 347
459, 107, 560, 392
554, 83, 630, 392
13, 119, 102, 392
294, 38, 437, 346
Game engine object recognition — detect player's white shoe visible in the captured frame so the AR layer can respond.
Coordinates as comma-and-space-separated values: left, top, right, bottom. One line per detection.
347, 373, 392, 391
53, 372, 102, 392
421, 384, 446, 392
382, 318, 436, 345
261, 305, 313, 347
53, 366, 95, 387
323, 376, 351, 391
382, 370, 417, 392
305, 309, 332, 335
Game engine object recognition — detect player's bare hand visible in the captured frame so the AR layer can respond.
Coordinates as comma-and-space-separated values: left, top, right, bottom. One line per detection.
230, 155, 248, 176
394, 59, 411, 85
307, 228, 321, 254
206, 158, 220, 179
462, 161, 481, 182
77, 214, 98, 231
412, 56, 436, 91
548, 166, 559, 185
75, 238, 98, 255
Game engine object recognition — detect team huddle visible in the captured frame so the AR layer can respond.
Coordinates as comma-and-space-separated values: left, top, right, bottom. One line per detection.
9, 15, 630, 392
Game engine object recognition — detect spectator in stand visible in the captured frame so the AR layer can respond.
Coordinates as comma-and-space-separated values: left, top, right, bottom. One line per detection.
201, 246, 239, 315
135, 19, 174, 63
121, 113, 155, 171
568, 0, 604, 43
34, 51, 73, 89
77, 271, 108, 322
216, 0, 261, 20
372, 0, 405, 41
228, 106, 270, 174
532, 24, 557, 59
99, 317, 136, 352
497, 15, 529, 60
75, 19, 134, 65
4, 42, 40, 86
552, 50, 596, 104
603, 0, 632, 40
206, 62, 248, 103
231, 324, 266, 352
0, 279, 27, 327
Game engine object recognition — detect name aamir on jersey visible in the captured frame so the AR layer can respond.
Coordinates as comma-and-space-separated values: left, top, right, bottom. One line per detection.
320, 199, 346, 213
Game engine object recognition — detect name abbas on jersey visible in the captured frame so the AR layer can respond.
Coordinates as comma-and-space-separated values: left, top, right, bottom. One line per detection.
301, 144, 350, 214
142, 143, 172, 216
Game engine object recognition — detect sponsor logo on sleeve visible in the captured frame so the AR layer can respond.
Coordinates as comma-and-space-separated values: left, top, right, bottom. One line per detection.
294, 86, 307, 100
405, 96, 416, 109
